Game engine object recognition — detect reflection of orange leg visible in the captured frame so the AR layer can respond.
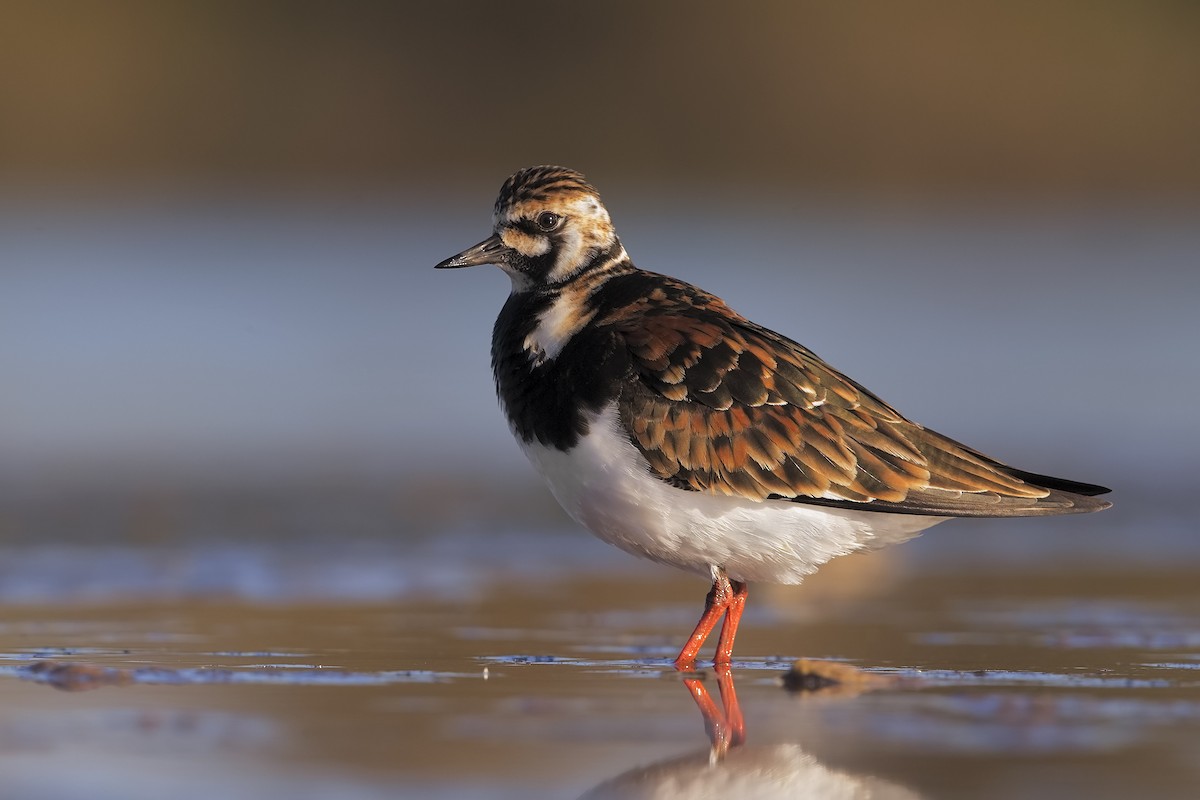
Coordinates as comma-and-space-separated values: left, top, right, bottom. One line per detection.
713, 663, 746, 747
713, 581, 748, 666
682, 666, 746, 756
673, 569, 736, 670
682, 673, 724, 749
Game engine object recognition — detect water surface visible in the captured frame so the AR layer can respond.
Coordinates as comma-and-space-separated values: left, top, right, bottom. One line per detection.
0, 526, 1197, 799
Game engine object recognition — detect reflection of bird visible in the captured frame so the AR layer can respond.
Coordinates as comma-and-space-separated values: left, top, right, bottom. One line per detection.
581, 658, 919, 798
437, 166, 1111, 669
578, 743, 924, 800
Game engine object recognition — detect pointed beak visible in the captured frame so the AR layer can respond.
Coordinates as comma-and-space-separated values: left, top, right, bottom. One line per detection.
434, 234, 512, 269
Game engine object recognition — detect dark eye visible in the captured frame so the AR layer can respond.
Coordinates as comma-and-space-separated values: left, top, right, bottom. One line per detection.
535, 211, 561, 231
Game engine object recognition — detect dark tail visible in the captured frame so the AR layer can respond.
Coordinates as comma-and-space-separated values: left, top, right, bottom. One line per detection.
1003, 467, 1111, 497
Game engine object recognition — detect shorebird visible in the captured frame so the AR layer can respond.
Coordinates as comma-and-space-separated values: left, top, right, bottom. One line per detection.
436, 166, 1111, 669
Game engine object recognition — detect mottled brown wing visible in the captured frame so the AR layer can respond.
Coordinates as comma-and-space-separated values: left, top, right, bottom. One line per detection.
606, 282, 1107, 517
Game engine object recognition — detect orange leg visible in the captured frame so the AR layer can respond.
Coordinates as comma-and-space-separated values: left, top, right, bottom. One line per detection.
673, 569, 748, 670
714, 580, 748, 666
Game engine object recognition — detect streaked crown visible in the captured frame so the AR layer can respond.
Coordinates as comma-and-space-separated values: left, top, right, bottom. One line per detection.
492, 165, 600, 218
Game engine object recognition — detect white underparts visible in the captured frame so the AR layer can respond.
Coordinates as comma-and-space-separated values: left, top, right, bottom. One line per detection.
519, 404, 948, 584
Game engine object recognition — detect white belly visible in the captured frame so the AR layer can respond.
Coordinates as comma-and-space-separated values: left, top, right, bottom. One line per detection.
519, 404, 947, 584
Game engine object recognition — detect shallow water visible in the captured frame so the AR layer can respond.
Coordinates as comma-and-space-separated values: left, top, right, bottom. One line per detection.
0, 528, 1197, 800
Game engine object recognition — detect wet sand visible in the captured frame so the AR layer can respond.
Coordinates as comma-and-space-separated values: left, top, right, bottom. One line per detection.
0, 533, 1197, 799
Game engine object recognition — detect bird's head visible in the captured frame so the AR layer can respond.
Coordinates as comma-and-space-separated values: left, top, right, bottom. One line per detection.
435, 166, 620, 290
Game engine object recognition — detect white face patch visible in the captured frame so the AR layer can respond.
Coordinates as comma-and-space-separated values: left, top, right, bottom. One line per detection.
544, 196, 613, 285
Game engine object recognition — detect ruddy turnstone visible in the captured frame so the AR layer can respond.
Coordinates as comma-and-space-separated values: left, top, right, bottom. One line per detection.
436, 166, 1112, 670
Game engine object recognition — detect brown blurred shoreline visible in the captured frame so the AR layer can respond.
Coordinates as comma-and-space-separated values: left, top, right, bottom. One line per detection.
1, 2, 1197, 201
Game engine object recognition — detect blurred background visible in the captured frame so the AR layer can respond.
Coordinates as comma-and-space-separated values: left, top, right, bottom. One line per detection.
1, 1, 1198, 596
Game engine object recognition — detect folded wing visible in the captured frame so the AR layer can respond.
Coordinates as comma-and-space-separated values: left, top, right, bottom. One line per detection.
605, 278, 1110, 517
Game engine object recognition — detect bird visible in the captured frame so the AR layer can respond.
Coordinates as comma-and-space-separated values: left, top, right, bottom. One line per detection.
435, 165, 1111, 670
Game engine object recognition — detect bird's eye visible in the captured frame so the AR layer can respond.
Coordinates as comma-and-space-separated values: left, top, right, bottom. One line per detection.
535, 212, 561, 231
